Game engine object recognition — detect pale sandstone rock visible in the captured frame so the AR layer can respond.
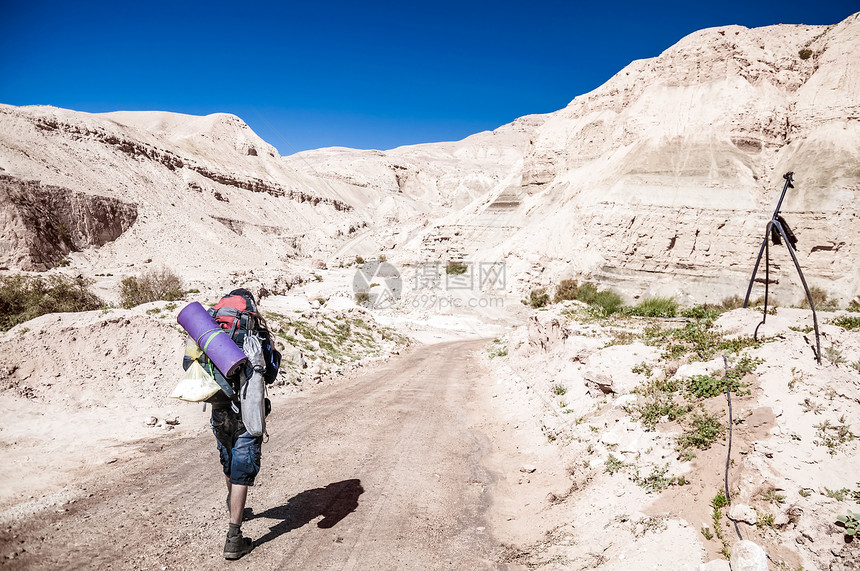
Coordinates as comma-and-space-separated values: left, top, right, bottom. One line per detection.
729, 504, 758, 525
730, 540, 768, 571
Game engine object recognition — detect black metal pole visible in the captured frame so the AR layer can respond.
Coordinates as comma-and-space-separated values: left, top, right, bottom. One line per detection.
743, 236, 768, 308
743, 172, 821, 364
773, 171, 794, 219
743, 172, 792, 308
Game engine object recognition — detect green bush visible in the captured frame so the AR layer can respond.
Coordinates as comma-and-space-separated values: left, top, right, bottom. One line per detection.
642, 319, 760, 362
712, 490, 729, 510
446, 261, 468, 275
0, 274, 104, 331
686, 375, 724, 399
119, 267, 184, 309
681, 305, 721, 320
631, 392, 689, 430
799, 48, 813, 60
553, 279, 581, 303
677, 411, 724, 451
836, 510, 860, 537
553, 279, 623, 315
578, 284, 624, 316
685, 370, 750, 398
625, 296, 678, 318
832, 315, 860, 331
529, 287, 550, 309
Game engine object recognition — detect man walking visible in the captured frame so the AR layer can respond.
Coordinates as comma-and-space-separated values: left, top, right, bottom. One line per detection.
183, 288, 278, 560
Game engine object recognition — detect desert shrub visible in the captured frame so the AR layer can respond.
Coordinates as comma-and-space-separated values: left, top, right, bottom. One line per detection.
798, 48, 813, 60
832, 315, 860, 331
643, 319, 761, 362
685, 371, 749, 399
685, 375, 724, 399
719, 295, 745, 310
681, 296, 746, 319
630, 392, 689, 430
625, 296, 678, 318
681, 305, 722, 320
529, 287, 550, 309
798, 286, 838, 310
590, 290, 624, 315
677, 411, 724, 451
553, 279, 580, 303
354, 291, 371, 306
0, 274, 103, 331
577, 284, 624, 316
847, 297, 860, 313
119, 267, 184, 309
554, 279, 623, 315
446, 261, 468, 275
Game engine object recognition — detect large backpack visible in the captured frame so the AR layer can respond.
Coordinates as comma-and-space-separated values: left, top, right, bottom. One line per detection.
200, 289, 281, 437
208, 288, 281, 386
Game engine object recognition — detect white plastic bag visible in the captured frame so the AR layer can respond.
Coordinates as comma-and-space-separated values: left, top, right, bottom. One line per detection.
170, 360, 221, 402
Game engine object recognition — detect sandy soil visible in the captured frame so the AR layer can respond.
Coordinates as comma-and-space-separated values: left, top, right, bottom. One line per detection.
1, 281, 858, 571
0, 340, 534, 570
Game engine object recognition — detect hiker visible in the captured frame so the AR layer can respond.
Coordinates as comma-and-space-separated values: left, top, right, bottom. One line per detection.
181, 288, 280, 560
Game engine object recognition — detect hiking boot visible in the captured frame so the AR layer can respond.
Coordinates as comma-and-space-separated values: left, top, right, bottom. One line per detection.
223, 532, 253, 560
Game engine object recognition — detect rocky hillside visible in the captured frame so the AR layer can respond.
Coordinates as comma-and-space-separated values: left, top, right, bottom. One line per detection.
290, 12, 860, 305
0, 106, 377, 278
1, 12, 858, 306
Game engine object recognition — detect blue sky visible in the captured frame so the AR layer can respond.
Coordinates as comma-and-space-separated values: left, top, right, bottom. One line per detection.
1, 1, 856, 154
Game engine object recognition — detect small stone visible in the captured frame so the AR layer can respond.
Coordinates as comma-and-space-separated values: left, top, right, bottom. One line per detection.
520, 464, 537, 473
730, 540, 768, 571
144, 416, 158, 426
728, 504, 757, 525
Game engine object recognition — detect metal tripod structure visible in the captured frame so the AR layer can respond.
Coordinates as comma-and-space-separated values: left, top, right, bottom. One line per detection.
743, 172, 821, 364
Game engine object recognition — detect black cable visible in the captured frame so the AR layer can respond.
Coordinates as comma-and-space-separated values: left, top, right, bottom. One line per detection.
723, 355, 743, 541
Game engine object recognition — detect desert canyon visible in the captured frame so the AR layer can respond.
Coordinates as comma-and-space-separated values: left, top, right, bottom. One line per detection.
0, 11, 859, 571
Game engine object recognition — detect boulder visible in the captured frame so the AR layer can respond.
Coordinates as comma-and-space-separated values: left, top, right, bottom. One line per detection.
730, 540, 768, 571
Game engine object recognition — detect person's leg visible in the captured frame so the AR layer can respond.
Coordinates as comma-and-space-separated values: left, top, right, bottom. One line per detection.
229, 484, 248, 525
224, 475, 232, 517
227, 431, 261, 522
223, 431, 260, 559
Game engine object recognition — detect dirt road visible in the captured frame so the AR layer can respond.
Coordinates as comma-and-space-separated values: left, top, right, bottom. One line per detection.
2, 340, 514, 570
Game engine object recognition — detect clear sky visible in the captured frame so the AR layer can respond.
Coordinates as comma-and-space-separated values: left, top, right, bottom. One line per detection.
1, 1, 856, 155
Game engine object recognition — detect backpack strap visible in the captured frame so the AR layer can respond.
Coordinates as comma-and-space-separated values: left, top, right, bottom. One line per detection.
205, 360, 237, 399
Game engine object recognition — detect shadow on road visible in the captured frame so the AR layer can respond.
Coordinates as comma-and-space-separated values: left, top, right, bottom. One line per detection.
253, 479, 364, 546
